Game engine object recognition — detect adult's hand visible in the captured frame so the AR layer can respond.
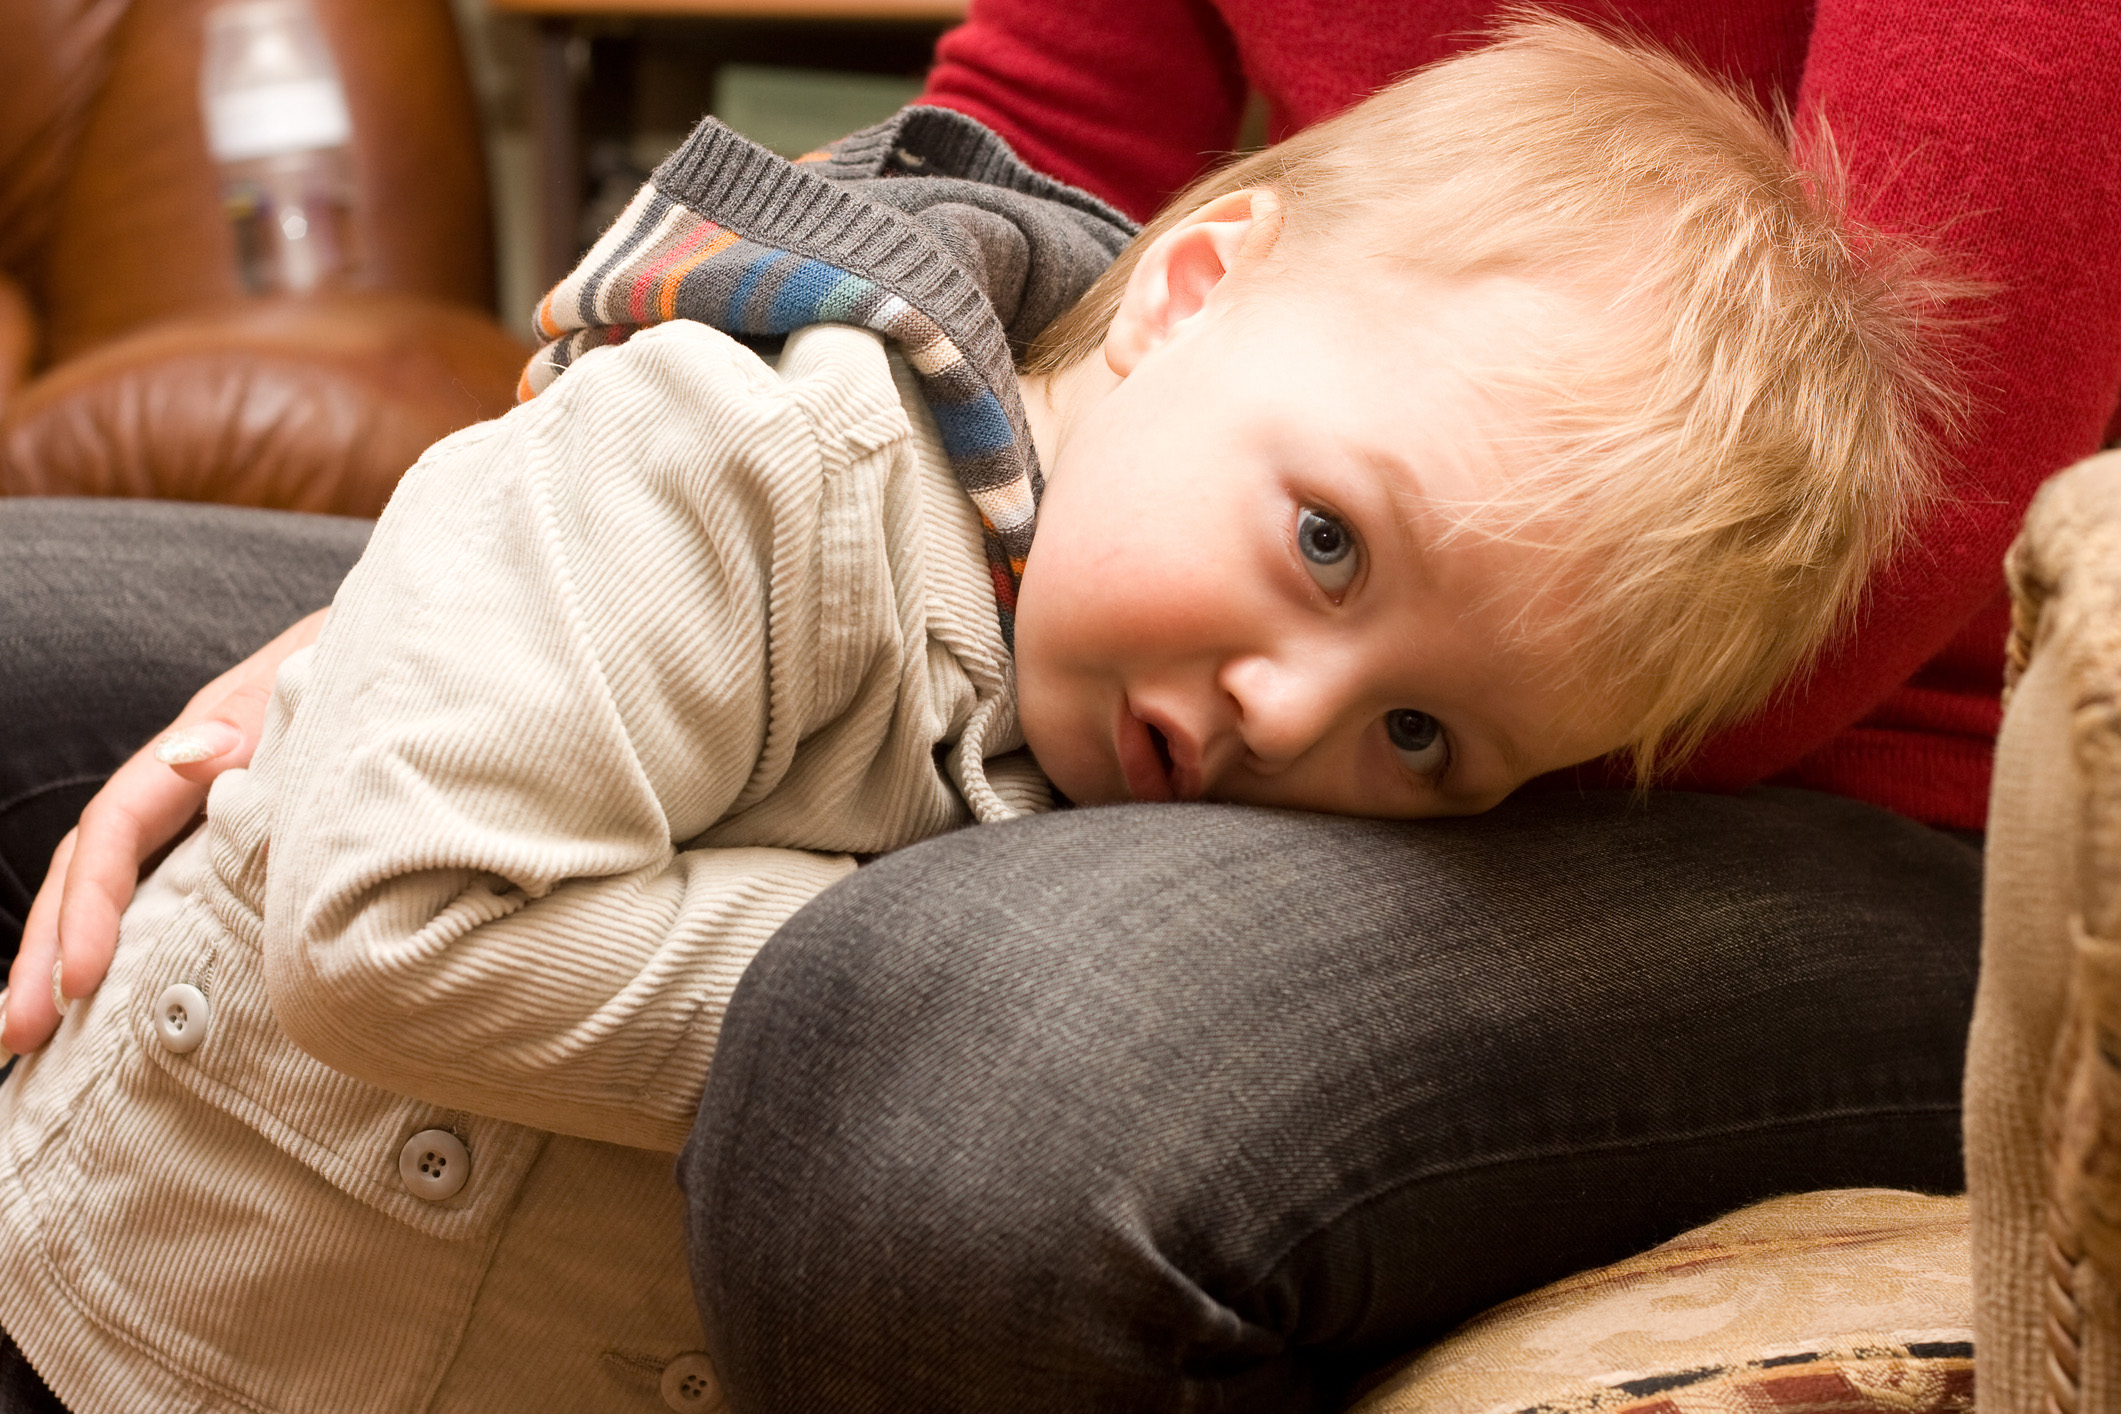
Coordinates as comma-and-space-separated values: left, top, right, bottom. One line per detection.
1, 608, 329, 1057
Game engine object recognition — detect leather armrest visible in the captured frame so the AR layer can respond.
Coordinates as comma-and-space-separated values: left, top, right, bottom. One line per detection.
0, 271, 33, 416
0, 292, 529, 517
34, 0, 493, 361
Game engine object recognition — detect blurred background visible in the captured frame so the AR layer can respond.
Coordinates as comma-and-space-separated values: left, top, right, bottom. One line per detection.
454, 0, 961, 333
0, 0, 959, 516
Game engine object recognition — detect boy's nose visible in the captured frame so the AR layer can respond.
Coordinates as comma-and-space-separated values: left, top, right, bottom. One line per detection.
1217, 652, 1354, 772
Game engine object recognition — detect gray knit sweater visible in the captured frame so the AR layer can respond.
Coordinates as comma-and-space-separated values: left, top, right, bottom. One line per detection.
526, 105, 1139, 643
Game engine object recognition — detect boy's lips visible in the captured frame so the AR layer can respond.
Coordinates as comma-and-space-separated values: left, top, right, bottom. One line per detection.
1116, 700, 1207, 802
1115, 700, 1175, 802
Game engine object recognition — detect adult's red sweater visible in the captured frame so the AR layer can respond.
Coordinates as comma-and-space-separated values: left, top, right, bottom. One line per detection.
921, 0, 2121, 830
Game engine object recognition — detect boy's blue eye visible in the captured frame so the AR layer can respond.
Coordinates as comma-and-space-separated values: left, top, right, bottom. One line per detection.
1386, 708, 1448, 775
1297, 508, 1358, 593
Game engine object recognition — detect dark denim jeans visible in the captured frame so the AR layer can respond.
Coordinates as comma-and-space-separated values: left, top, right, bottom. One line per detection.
0, 499, 1982, 1413
684, 793, 1980, 1411
0, 498, 371, 949
0, 1331, 60, 1414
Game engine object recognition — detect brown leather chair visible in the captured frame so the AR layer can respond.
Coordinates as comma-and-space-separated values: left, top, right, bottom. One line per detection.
0, 0, 530, 517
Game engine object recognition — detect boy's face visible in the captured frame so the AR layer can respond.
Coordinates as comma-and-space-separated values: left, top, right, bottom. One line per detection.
1013, 258, 1638, 819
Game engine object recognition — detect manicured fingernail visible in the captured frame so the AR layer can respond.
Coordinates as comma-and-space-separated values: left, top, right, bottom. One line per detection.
0, 987, 12, 1065
154, 721, 242, 766
50, 958, 69, 1016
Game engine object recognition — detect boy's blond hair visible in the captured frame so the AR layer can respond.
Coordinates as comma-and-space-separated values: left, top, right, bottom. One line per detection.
1027, 13, 1972, 782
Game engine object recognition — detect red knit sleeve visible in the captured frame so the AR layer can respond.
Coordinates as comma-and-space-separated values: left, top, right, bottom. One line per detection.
1672, 0, 2121, 793
919, 0, 1249, 221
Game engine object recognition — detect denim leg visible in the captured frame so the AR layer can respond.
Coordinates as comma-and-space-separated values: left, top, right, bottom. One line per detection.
0, 1328, 65, 1413
684, 788, 1981, 1412
0, 499, 370, 952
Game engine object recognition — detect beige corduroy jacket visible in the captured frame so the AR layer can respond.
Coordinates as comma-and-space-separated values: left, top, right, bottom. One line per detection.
0, 320, 1048, 1414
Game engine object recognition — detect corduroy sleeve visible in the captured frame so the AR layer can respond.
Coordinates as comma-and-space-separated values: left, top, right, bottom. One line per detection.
258, 325, 860, 1153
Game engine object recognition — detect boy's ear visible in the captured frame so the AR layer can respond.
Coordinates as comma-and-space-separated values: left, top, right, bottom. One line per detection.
1103, 188, 1284, 378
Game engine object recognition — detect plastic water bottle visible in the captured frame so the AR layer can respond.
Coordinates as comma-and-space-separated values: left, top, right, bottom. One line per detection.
200, 0, 357, 294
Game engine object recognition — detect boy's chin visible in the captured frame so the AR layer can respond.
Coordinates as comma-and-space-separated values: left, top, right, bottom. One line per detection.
1020, 745, 1125, 809
1036, 769, 1127, 809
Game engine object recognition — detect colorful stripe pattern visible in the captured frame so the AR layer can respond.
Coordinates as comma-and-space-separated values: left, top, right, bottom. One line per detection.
521, 157, 1039, 638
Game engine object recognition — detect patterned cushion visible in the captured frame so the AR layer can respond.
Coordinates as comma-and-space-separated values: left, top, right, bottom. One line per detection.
1350, 1189, 1971, 1414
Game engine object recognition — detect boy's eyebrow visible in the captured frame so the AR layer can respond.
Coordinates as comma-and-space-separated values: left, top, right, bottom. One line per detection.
1436, 715, 1532, 808
1352, 444, 1429, 574
1488, 718, 1530, 782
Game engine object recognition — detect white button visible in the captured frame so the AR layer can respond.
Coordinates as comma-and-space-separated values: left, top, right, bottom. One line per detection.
659, 1352, 723, 1412
153, 984, 211, 1054
399, 1129, 470, 1201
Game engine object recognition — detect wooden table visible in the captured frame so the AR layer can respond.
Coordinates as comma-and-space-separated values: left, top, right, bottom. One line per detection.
487, 0, 966, 290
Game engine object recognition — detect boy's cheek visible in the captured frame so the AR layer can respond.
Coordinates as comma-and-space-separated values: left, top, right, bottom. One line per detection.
1015, 684, 1114, 807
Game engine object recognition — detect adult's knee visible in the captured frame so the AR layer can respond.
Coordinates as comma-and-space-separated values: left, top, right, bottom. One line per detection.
678, 793, 1984, 1410
682, 807, 1346, 1411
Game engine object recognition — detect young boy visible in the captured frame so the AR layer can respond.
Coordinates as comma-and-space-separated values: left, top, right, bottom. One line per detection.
0, 18, 1956, 1413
